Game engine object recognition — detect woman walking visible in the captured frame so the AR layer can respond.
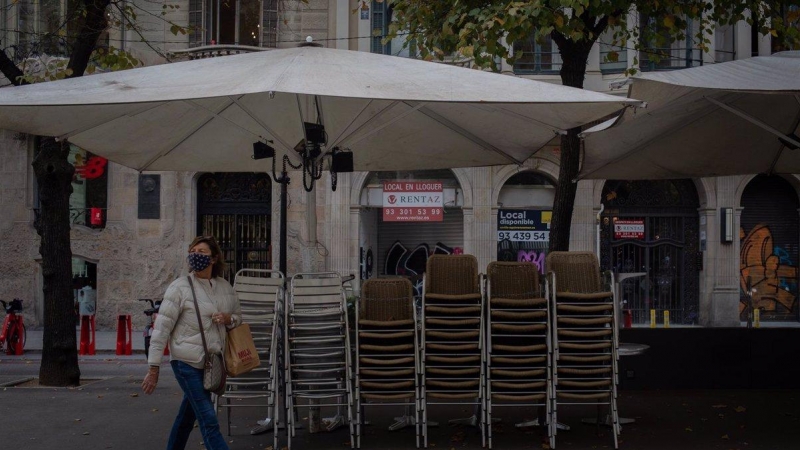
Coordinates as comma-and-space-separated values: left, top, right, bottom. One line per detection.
142, 235, 241, 450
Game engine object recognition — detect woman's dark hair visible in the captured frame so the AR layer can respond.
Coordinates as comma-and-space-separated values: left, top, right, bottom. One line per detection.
188, 235, 226, 278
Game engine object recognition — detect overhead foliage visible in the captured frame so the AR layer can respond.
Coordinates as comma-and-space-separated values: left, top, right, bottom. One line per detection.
389, 0, 800, 75
388, 0, 800, 253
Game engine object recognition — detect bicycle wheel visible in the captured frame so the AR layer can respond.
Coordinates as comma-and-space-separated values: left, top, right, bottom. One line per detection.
8, 322, 24, 354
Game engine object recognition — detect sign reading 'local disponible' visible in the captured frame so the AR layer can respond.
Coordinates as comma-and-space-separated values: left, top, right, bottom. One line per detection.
383, 181, 443, 222
614, 219, 645, 239
497, 209, 552, 242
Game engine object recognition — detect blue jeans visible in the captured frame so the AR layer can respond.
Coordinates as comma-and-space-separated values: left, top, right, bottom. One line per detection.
168, 360, 229, 450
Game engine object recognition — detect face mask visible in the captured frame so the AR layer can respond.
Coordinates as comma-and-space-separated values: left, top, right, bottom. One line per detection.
188, 253, 212, 273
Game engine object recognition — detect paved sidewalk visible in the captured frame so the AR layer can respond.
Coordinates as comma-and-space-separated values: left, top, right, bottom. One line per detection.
8, 331, 800, 450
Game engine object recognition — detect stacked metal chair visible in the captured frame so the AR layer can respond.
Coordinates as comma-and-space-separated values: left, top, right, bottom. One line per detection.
285, 272, 355, 449
217, 269, 284, 450
355, 278, 420, 448
484, 262, 551, 449
546, 252, 620, 449
420, 254, 485, 447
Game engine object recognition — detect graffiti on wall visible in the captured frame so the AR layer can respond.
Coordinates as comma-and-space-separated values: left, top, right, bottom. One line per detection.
740, 224, 799, 317
498, 240, 548, 275
516, 249, 546, 273
384, 240, 461, 296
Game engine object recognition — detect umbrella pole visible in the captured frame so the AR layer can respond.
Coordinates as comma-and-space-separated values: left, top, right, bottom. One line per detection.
279, 169, 289, 277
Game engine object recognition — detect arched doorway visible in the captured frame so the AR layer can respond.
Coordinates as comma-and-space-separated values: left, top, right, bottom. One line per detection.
197, 173, 272, 281
600, 180, 700, 325
740, 175, 800, 322
496, 171, 555, 276
358, 170, 464, 296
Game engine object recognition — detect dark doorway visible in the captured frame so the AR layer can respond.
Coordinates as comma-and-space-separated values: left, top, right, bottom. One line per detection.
197, 173, 272, 282
600, 180, 700, 325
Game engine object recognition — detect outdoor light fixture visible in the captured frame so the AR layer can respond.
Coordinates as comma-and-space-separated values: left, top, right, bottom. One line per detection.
304, 122, 326, 146
720, 207, 734, 243
252, 141, 275, 160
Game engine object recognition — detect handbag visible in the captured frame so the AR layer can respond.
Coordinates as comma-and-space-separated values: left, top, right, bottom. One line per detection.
224, 323, 260, 377
187, 276, 227, 396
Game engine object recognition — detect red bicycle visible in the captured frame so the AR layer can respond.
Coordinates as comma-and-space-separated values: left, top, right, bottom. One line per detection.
0, 298, 25, 355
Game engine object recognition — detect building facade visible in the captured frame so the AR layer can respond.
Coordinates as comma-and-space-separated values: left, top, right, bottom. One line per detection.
0, 1, 797, 330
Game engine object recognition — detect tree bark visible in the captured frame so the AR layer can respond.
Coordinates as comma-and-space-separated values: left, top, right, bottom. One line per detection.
549, 35, 594, 252
0, 0, 112, 387
34, 138, 80, 386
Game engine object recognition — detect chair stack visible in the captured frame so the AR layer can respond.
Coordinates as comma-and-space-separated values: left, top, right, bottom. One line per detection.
484, 262, 551, 449
546, 252, 620, 449
218, 269, 284, 450
285, 272, 355, 449
421, 255, 485, 447
355, 278, 420, 448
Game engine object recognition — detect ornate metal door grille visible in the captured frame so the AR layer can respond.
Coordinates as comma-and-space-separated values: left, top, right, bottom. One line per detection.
600, 180, 700, 325
197, 173, 272, 282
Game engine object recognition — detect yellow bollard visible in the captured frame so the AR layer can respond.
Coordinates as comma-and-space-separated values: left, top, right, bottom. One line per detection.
663, 310, 670, 328
754, 309, 760, 328
650, 309, 656, 328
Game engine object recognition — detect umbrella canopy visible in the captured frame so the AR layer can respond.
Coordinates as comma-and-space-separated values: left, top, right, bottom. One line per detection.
580, 51, 800, 180
0, 45, 638, 172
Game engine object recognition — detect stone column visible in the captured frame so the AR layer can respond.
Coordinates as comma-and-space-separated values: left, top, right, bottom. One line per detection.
569, 179, 596, 252
710, 176, 741, 327
698, 207, 716, 327
326, 172, 352, 276
470, 167, 494, 271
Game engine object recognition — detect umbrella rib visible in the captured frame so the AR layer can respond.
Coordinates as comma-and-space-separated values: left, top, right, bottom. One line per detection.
408, 102, 525, 166
468, 103, 567, 134
327, 100, 375, 149
229, 96, 295, 154
140, 99, 236, 171
339, 101, 424, 148
705, 96, 800, 149
767, 103, 800, 175
55, 102, 163, 141
578, 100, 722, 180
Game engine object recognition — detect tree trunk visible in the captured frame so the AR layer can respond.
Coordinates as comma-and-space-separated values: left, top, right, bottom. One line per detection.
34, 137, 80, 386
549, 38, 594, 253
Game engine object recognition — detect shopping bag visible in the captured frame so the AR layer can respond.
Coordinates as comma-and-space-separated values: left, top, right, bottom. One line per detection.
224, 323, 261, 376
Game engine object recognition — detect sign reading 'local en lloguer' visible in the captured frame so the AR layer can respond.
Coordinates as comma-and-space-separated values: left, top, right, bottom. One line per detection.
382, 180, 443, 222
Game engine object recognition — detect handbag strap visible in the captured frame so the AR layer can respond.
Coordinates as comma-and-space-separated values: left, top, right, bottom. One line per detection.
187, 276, 211, 361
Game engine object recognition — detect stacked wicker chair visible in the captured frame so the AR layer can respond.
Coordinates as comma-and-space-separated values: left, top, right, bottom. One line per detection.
355, 278, 420, 448
484, 262, 551, 449
546, 252, 620, 449
285, 272, 355, 449
421, 254, 485, 448
218, 269, 284, 450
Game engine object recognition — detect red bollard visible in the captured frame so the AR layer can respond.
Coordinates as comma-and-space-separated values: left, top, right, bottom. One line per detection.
79, 315, 96, 355
116, 314, 133, 355
624, 309, 633, 328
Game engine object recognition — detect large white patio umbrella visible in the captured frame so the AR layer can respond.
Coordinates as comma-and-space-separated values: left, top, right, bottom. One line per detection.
0, 44, 638, 173
0, 43, 640, 275
579, 51, 800, 180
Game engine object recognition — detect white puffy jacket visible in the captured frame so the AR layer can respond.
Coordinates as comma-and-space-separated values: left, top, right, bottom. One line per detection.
148, 274, 241, 369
